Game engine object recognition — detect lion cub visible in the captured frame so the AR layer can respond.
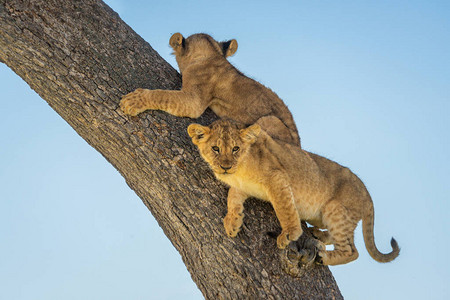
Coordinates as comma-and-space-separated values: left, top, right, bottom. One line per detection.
120, 33, 300, 146
188, 119, 399, 266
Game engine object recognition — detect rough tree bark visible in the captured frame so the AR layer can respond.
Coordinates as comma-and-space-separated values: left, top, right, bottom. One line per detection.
0, 1, 343, 299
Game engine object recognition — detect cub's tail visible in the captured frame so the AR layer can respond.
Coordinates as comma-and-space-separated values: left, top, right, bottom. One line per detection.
362, 202, 400, 263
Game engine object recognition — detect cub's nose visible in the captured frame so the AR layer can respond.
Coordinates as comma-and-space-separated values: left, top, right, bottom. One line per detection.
220, 165, 232, 171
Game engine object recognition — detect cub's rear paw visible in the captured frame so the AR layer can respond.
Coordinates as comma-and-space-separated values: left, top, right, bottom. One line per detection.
277, 227, 303, 249
120, 88, 149, 116
223, 213, 243, 237
301, 236, 325, 265
305, 236, 325, 252
299, 237, 326, 265
280, 239, 319, 277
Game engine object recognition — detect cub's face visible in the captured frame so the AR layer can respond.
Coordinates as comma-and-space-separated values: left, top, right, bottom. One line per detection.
169, 33, 238, 73
188, 120, 260, 175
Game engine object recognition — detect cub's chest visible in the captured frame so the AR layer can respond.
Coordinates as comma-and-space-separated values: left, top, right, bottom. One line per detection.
217, 174, 268, 201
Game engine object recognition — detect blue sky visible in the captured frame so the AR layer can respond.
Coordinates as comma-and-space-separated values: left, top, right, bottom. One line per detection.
1, 1, 449, 299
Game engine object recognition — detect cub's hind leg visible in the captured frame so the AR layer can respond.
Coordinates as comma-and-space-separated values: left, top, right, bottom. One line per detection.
317, 200, 359, 265
255, 116, 300, 146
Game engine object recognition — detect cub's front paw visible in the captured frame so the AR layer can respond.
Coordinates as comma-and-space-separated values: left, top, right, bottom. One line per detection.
120, 88, 149, 116
277, 227, 303, 249
223, 213, 243, 237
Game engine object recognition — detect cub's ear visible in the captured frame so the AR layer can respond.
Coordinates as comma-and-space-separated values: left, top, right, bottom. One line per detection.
240, 124, 261, 144
220, 39, 238, 57
170, 32, 185, 51
187, 124, 210, 145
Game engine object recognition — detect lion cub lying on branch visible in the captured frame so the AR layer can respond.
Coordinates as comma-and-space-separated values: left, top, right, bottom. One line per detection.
188, 119, 399, 266
120, 32, 300, 146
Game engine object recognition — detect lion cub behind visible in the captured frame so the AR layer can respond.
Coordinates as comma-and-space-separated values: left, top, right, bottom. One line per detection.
120, 33, 300, 146
188, 119, 399, 266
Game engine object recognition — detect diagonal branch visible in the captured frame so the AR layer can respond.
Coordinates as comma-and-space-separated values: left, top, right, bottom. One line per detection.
0, 0, 342, 298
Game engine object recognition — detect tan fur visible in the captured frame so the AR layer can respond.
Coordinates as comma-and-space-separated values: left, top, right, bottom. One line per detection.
188, 119, 400, 266
120, 33, 300, 146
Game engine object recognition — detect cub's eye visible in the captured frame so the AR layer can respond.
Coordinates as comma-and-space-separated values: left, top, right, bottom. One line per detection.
212, 146, 220, 153
232, 146, 240, 153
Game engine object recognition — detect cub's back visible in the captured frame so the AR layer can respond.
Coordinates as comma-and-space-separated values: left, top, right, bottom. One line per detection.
209, 63, 300, 146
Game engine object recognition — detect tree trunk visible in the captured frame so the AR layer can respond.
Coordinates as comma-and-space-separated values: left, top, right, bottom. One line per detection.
0, 1, 343, 299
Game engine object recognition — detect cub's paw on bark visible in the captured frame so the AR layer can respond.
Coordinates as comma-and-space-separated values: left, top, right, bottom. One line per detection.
277, 226, 303, 249
223, 213, 243, 237
120, 88, 149, 116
